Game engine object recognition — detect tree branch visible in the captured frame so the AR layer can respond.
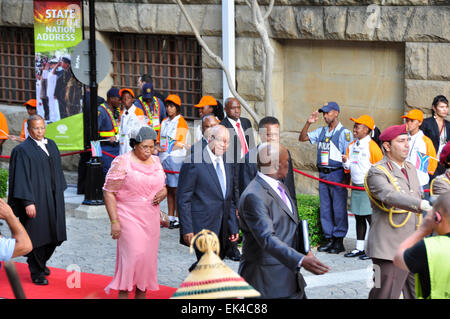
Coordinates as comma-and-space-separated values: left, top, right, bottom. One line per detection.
263, 0, 275, 21
174, 0, 260, 123
251, 0, 275, 117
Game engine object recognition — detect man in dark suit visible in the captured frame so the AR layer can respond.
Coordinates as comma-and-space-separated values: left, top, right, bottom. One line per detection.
238, 143, 330, 299
219, 97, 255, 261
220, 97, 255, 163
239, 116, 297, 205
177, 125, 240, 264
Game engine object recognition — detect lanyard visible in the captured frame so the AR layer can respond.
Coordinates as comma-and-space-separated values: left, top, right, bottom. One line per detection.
101, 103, 119, 133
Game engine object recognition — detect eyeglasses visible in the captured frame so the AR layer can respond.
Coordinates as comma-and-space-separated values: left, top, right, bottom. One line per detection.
137, 144, 154, 152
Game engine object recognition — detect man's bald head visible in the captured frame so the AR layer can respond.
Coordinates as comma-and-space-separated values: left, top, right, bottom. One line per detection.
257, 142, 289, 180
434, 191, 450, 219
201, 114, 219, 136
224, 97, 241, 121
208, 125, 230, 156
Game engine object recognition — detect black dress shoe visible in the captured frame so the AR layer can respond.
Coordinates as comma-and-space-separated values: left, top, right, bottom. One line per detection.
318, 238, 335, 252
359, 253, 371, 260
44, 267, 51, 276
226, 255, 241, 262
344, 250, 365, 258
328, 238, 345, 254
32, 277, 49, 285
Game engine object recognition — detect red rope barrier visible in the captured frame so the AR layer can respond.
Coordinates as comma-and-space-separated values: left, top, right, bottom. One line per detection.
293, 167, 430, 193
0, 146, 433, 193
293, 168, 365, 190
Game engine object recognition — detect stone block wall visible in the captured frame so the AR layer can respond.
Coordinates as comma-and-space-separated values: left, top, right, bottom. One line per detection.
1, 0, 449, 194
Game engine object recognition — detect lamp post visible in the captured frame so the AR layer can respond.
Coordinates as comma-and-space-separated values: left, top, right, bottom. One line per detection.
82, 0, 104, 205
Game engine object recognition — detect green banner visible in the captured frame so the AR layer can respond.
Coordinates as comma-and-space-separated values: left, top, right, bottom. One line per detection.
34, 1, 84, 151
45, 113, 84, 151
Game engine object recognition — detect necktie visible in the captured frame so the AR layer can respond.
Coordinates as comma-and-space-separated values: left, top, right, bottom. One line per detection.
215, 158, 226, 198
277, 182, 290, 209
401, 167, 409, 182
235, 122, 248, 155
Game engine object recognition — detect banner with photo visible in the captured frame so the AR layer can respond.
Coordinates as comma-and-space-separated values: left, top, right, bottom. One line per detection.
34, 0, 84, 150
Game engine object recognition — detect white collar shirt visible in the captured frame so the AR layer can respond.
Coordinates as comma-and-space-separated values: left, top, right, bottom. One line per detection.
342, 135, 372, 185
31, 136, 49, 156
206, 145, 226, 192
257, 172, 292, 213
227, 117, 248, 159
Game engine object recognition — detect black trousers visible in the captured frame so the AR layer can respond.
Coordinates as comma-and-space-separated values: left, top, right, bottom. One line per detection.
27, 243, 57, 280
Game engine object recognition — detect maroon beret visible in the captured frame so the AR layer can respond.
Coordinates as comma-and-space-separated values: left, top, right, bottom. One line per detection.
439, 141, 450, 165
379, 124, 408, 142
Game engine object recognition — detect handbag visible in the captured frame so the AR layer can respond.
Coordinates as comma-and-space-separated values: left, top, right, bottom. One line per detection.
160, 210, 170, 228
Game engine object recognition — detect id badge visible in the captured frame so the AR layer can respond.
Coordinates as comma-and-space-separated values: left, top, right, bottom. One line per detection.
351, 149, 360, 164
320, 151, 329, 166
152, 116, 160, 129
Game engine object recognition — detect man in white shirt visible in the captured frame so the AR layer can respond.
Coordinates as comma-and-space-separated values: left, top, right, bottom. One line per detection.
177, 125, 239, 269
0, 199, 32, 263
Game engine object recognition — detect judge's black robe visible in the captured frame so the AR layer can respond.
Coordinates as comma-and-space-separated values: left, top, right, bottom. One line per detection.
8, 137, 67, 249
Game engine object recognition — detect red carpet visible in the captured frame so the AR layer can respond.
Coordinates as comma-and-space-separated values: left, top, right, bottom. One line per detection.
0, 262, 176, 299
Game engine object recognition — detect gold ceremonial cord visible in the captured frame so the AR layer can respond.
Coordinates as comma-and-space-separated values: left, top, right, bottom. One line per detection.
364, 165, 422, 229
429, 177, 450, 196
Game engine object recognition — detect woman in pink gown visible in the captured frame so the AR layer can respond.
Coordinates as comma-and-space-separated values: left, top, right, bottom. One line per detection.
103, 126, 167, 299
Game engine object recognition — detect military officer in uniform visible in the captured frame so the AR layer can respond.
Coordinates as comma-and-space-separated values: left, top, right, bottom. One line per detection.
98, 88, 122, 176
299, 102, 353, 254
134, 82, 166, 133
430, 141, 450, 199
365, 124, 433, 299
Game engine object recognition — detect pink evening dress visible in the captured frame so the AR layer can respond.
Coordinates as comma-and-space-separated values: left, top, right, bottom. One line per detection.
103, 152, 166, 294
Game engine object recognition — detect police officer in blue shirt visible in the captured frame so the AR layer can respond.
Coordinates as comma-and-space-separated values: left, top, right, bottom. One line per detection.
299, 102, 353, 254
98, 88, 121, 176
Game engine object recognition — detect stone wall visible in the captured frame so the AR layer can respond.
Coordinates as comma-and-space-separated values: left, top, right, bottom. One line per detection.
1, 0, 449, 194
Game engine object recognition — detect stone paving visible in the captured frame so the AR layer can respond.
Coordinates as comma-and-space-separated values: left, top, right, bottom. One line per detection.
1, 185, 374, 299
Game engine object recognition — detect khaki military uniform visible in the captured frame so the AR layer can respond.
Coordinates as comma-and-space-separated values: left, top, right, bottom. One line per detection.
430, 169, 450, 197
365, 156, 423, 299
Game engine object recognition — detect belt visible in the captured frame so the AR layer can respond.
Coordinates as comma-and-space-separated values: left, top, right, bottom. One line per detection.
317, 166, 343, 174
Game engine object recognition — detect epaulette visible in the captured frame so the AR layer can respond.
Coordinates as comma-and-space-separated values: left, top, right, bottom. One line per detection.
386, 161, 393, 172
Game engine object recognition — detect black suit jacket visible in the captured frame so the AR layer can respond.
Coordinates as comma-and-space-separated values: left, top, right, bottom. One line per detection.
239, 146, 297, 210
177, 143, 239, 259
238, 175, 306, 298
421, 117, 450, 176
420, 117, 450, 154
220, 117, 255, 163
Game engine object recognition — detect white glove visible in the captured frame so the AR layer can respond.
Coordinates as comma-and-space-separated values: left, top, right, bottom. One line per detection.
419, 200, 432, 212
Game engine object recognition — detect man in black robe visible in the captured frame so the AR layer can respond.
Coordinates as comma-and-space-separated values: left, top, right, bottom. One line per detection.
8, 115, 67, 285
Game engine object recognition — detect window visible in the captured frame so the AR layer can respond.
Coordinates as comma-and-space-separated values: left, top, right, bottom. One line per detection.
0, 27, 35, 104
110, 33, 202, 120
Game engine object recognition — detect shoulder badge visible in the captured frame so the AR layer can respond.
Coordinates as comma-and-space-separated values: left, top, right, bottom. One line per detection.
98, 110, 101, 117
386, 161, 393, 172
404, 162, 411, 169
345, 132, 351, 142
